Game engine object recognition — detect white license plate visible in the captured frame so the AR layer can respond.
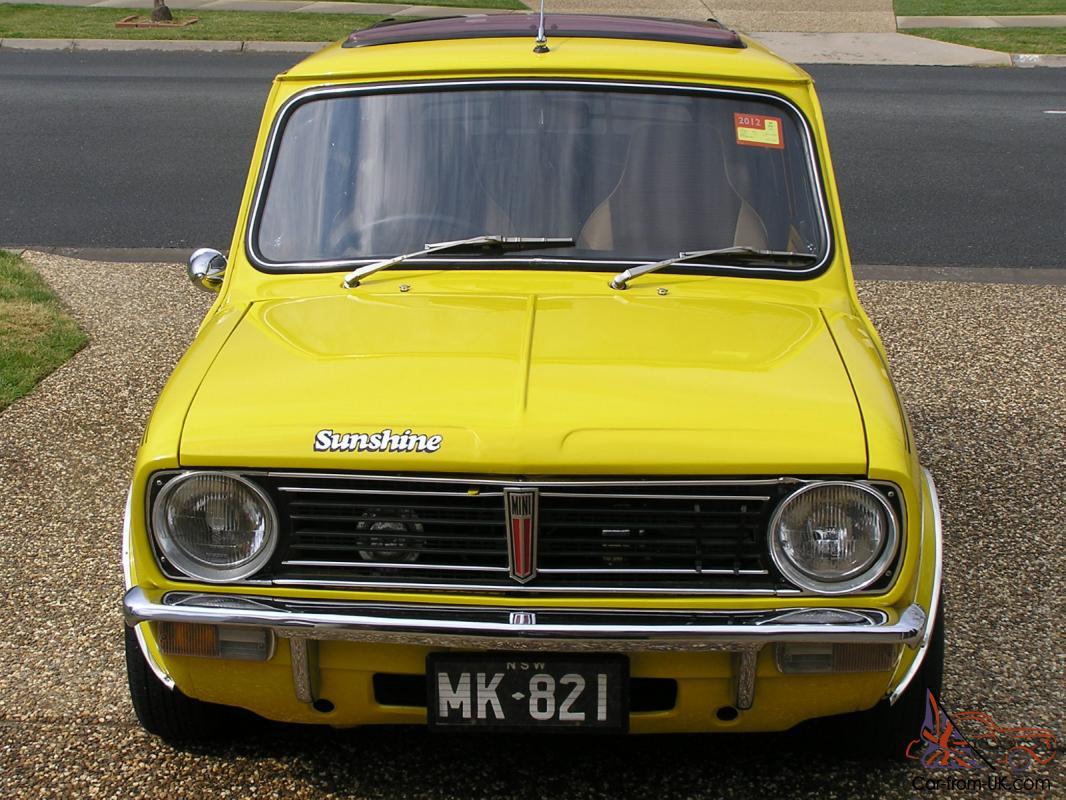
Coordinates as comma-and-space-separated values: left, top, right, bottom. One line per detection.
427, 654, 628, 731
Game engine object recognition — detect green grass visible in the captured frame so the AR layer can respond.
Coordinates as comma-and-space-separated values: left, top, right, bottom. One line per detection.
0, 5, 387, 41
895, 0, 1066, 14
0, 251, 87, 412
905, 27, 1066, 53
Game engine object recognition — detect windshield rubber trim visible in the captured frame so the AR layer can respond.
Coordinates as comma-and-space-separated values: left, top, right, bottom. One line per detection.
245, 78, 835, 281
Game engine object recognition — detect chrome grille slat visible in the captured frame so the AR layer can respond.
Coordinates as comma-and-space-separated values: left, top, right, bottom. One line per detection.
538, 492, 771, 501
291, 515, 504, 527
537, 567, 770, 575
282, 560, 509, 572
258, 473, 781, 591
279, 486, 507, 498
287, 533, 503, 546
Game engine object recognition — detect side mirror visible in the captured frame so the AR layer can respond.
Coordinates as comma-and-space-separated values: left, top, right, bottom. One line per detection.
188, 248, 228, 292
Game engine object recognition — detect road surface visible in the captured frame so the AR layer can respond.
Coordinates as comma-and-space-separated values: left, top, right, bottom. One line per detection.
0, 51, 1063, 268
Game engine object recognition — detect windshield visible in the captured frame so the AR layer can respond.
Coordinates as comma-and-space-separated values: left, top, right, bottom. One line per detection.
253, 84, 829, 271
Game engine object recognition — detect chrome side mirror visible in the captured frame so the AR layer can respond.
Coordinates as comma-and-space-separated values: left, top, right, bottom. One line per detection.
188, 248, 228, 292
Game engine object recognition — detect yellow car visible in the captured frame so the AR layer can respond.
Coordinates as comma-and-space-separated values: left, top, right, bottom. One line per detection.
122, 14, 944, 755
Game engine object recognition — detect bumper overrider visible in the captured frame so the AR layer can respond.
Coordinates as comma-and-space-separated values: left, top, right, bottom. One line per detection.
123, 587, 927, 711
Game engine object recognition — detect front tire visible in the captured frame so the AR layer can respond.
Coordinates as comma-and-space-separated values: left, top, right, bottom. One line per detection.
850, 594, 946, 760
125, 624, 238, 741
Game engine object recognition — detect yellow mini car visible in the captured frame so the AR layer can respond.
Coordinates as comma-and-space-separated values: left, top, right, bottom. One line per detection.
122, 14, 944, 756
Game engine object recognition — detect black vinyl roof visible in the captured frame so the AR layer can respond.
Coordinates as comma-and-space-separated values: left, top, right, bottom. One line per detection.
343, 14, 744, 50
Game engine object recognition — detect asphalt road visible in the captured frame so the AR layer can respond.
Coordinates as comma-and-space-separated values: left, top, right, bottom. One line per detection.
0, 51, 1063, 268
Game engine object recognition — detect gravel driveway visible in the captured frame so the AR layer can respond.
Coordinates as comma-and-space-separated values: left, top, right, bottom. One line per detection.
0, 252, 1062, 799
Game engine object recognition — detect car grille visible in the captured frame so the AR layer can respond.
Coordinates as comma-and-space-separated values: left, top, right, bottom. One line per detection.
251, 473, 794, 593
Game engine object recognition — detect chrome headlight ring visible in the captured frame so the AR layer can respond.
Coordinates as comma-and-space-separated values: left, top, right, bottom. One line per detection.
768, 481, 900, 595
151, 471, 279, 583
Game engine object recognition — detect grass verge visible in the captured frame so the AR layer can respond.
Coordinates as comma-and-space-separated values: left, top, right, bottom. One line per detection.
904, 27, 1066, 53
0, 5, 385, 41
0, 251, 86, 412
895, 0, 1066, 14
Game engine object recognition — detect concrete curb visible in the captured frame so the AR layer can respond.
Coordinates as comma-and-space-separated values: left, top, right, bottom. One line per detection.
77, 38, 243, 51
1011, 53, 1066, 68
243, 39, 327, 52
0, 37, 327, 52
0, 36, 1062, 65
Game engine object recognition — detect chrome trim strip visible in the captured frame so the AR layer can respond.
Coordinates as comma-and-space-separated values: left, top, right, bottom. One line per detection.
124, 587, 925, 652
281, 565, 769, 576
268, 578, 794, 595
245, 79, 833, 279
889, 468, 942, 705
538, 492, 772, 501
265, 472, 806, 488
282, 560, 508, 572
133, 623, 175, 690
122, 486, 134, 591
279, 486, 506, 498
537, 568, 769, 576
124, 485, 176, 689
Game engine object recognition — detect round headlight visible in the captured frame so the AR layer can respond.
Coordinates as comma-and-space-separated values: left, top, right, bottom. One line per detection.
769, 481, 899, 595
152, 472, 278, 582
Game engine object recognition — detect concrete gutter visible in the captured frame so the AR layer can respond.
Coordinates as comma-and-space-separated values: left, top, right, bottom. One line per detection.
0, 37, 325, 51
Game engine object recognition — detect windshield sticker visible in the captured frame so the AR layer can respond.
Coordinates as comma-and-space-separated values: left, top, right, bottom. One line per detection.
314, 428, 443, 454
735, 113, 784, 149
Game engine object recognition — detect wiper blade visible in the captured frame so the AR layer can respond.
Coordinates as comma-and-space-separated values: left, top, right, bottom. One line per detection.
342, 235, 575, 288
609, 246, 818, 290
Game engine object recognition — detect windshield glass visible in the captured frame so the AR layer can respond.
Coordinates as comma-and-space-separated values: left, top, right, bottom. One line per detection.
253, 85, 829, 269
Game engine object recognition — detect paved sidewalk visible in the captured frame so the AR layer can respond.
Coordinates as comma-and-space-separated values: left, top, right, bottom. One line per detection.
751, 30, 1013, 65
543, 0, 897, 33
898, 14, 1066, 29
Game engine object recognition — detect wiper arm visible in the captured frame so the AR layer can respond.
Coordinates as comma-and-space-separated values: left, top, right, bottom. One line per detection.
342, 235, 575, 288
609, 247, 818, 290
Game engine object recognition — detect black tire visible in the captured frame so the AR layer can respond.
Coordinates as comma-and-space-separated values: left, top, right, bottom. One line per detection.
849, 594, 946, 760
124, 625, 238, 741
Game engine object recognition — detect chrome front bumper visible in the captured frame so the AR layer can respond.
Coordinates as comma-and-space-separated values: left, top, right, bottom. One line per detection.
123, 587, 926, 711
124, 587, 925, 650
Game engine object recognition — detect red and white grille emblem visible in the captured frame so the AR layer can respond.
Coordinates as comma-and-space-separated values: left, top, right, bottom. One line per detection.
504, 488, 539, 583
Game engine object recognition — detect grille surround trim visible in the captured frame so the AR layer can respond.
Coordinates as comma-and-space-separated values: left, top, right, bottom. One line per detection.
146, 471, 905, 597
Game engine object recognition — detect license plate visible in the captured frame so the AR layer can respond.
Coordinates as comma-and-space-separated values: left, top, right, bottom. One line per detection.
427, 654, 628, 731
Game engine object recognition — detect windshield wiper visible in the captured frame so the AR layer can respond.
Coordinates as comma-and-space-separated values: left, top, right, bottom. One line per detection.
342, 235, 575, 288
609, 246, 818, 290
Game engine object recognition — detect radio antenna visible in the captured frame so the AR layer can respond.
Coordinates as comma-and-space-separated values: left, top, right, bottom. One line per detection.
534, 0, 549, 53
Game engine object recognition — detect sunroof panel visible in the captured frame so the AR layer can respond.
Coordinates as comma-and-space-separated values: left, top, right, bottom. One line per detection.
343, 14, 744, 50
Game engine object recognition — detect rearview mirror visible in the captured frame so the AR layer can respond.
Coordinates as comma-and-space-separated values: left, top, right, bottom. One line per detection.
188, 248, 228, 292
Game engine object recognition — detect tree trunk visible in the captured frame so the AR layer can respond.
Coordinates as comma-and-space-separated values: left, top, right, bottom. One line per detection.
151, 0, 173, 22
